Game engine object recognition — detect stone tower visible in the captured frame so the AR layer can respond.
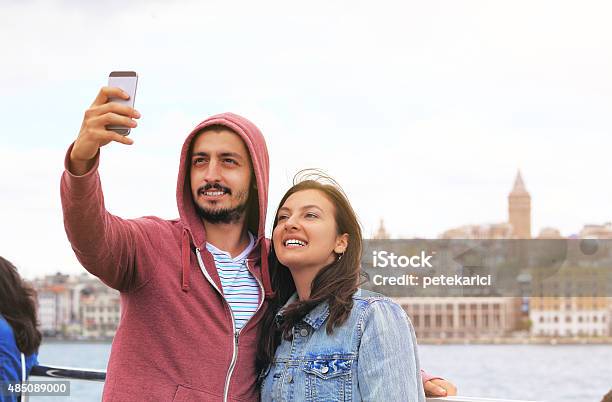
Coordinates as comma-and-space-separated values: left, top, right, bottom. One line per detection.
373, 219, 390, 239
508, 170, 531, 238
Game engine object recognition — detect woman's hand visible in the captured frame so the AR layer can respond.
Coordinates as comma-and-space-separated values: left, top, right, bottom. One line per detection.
424, 378, 458, 397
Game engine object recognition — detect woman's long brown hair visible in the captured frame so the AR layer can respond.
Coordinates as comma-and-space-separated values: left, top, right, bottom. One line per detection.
0, 256, 41, 355
256, 171, 363, 374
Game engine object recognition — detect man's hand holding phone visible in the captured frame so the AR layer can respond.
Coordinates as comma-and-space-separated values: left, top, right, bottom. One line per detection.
70, 86, 141, 175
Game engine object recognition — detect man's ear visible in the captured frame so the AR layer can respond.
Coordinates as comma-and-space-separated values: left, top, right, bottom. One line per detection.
334, 233, 349, 254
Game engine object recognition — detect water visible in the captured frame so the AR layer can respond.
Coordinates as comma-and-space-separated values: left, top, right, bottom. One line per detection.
418, 344, 612, 402
33, 341, 611, 401
33, 341, 108, 402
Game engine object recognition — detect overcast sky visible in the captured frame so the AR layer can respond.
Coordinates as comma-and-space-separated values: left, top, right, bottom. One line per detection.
1, 0, 611, 279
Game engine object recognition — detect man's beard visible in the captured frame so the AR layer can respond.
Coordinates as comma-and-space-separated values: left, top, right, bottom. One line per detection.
194, 183, 250, 224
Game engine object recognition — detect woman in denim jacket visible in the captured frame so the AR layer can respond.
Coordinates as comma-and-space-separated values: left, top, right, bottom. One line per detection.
257, 173, 426, 402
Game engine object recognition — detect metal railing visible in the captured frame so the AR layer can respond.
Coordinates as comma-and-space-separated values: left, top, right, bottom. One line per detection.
30, 364, 106, 382
427, 398, 540, 402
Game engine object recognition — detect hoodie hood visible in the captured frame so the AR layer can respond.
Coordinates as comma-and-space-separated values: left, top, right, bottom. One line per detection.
176, 112, 272, 297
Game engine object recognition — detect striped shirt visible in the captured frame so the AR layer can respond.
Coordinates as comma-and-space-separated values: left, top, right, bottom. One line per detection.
206, 233, 260, 332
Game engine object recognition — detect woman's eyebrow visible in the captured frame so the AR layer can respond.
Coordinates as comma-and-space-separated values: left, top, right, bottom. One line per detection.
278, 205, 324, 214
300, 205, 324, 212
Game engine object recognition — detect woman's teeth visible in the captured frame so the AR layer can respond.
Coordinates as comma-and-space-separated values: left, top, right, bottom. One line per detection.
285, 239, 306, 247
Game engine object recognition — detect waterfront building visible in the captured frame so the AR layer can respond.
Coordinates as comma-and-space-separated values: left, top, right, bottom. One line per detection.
440, 222, 513, 239
395, 297, 521, 339
32, 272, 120, 338
579, 222, 612, 238
528, 228, 612, 337
80, 290, 121, 339
37, 284, 72, 336
530, 297, 611, 337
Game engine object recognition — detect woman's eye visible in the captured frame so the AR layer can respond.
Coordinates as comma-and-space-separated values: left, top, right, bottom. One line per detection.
305, 212, 318, 219
277, 215, 289, 221
193, 157, 206, 166
224, 158, 237, 165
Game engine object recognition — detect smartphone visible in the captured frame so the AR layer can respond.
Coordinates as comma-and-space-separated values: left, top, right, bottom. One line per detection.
106, 71, 138, 135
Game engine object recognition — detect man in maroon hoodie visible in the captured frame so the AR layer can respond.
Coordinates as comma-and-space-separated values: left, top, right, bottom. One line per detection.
61, 87, 456, 401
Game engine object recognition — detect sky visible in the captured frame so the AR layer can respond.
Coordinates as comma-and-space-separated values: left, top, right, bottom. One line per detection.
1, 0, 611, 279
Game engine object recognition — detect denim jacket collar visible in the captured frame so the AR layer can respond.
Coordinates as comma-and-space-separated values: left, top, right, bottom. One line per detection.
277, 291, 366, 331
303, 289, 365, 329
302, 300, 330, 330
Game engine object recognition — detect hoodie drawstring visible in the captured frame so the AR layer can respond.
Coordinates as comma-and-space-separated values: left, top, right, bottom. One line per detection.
261, 238, 274, 299
182, 229, 191, 292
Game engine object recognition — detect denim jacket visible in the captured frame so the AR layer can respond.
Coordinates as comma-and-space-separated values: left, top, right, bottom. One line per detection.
260, 289, 426, 402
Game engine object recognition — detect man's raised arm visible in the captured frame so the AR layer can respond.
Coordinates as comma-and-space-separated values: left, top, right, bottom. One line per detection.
60, 86, 151, 291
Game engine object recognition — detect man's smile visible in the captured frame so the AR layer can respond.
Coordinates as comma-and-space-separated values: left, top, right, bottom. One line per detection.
198, 184, 232, 201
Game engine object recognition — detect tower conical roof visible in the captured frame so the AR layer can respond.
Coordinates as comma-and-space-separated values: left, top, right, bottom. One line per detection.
509, 170, 529, 196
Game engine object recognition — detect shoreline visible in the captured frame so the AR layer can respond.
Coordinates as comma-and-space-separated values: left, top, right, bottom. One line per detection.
41, 337, 612, 345
42, 338, 113, 344
418, 337, 612, 345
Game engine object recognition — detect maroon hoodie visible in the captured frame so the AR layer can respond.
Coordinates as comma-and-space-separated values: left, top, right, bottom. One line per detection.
61, 113, 272, 401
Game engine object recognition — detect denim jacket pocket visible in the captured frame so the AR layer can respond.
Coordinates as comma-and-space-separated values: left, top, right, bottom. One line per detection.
302, 358, 352, 402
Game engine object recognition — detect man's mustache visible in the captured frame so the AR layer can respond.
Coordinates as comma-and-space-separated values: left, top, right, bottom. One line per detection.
198, 183, 232, 195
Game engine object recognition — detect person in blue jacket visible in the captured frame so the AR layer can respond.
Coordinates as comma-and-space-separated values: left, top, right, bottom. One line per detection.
0, 257, 40, 402
257, 172, 426, 401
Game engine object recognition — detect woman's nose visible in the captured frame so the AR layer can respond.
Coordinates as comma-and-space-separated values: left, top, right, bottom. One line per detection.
284, 215, 300, 230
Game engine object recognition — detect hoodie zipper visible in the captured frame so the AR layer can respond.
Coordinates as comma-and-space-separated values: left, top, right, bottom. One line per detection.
195, 247, 223, 294
224, 316, 239, 402
222, 260, 265, 402
195, 248, 265, 402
